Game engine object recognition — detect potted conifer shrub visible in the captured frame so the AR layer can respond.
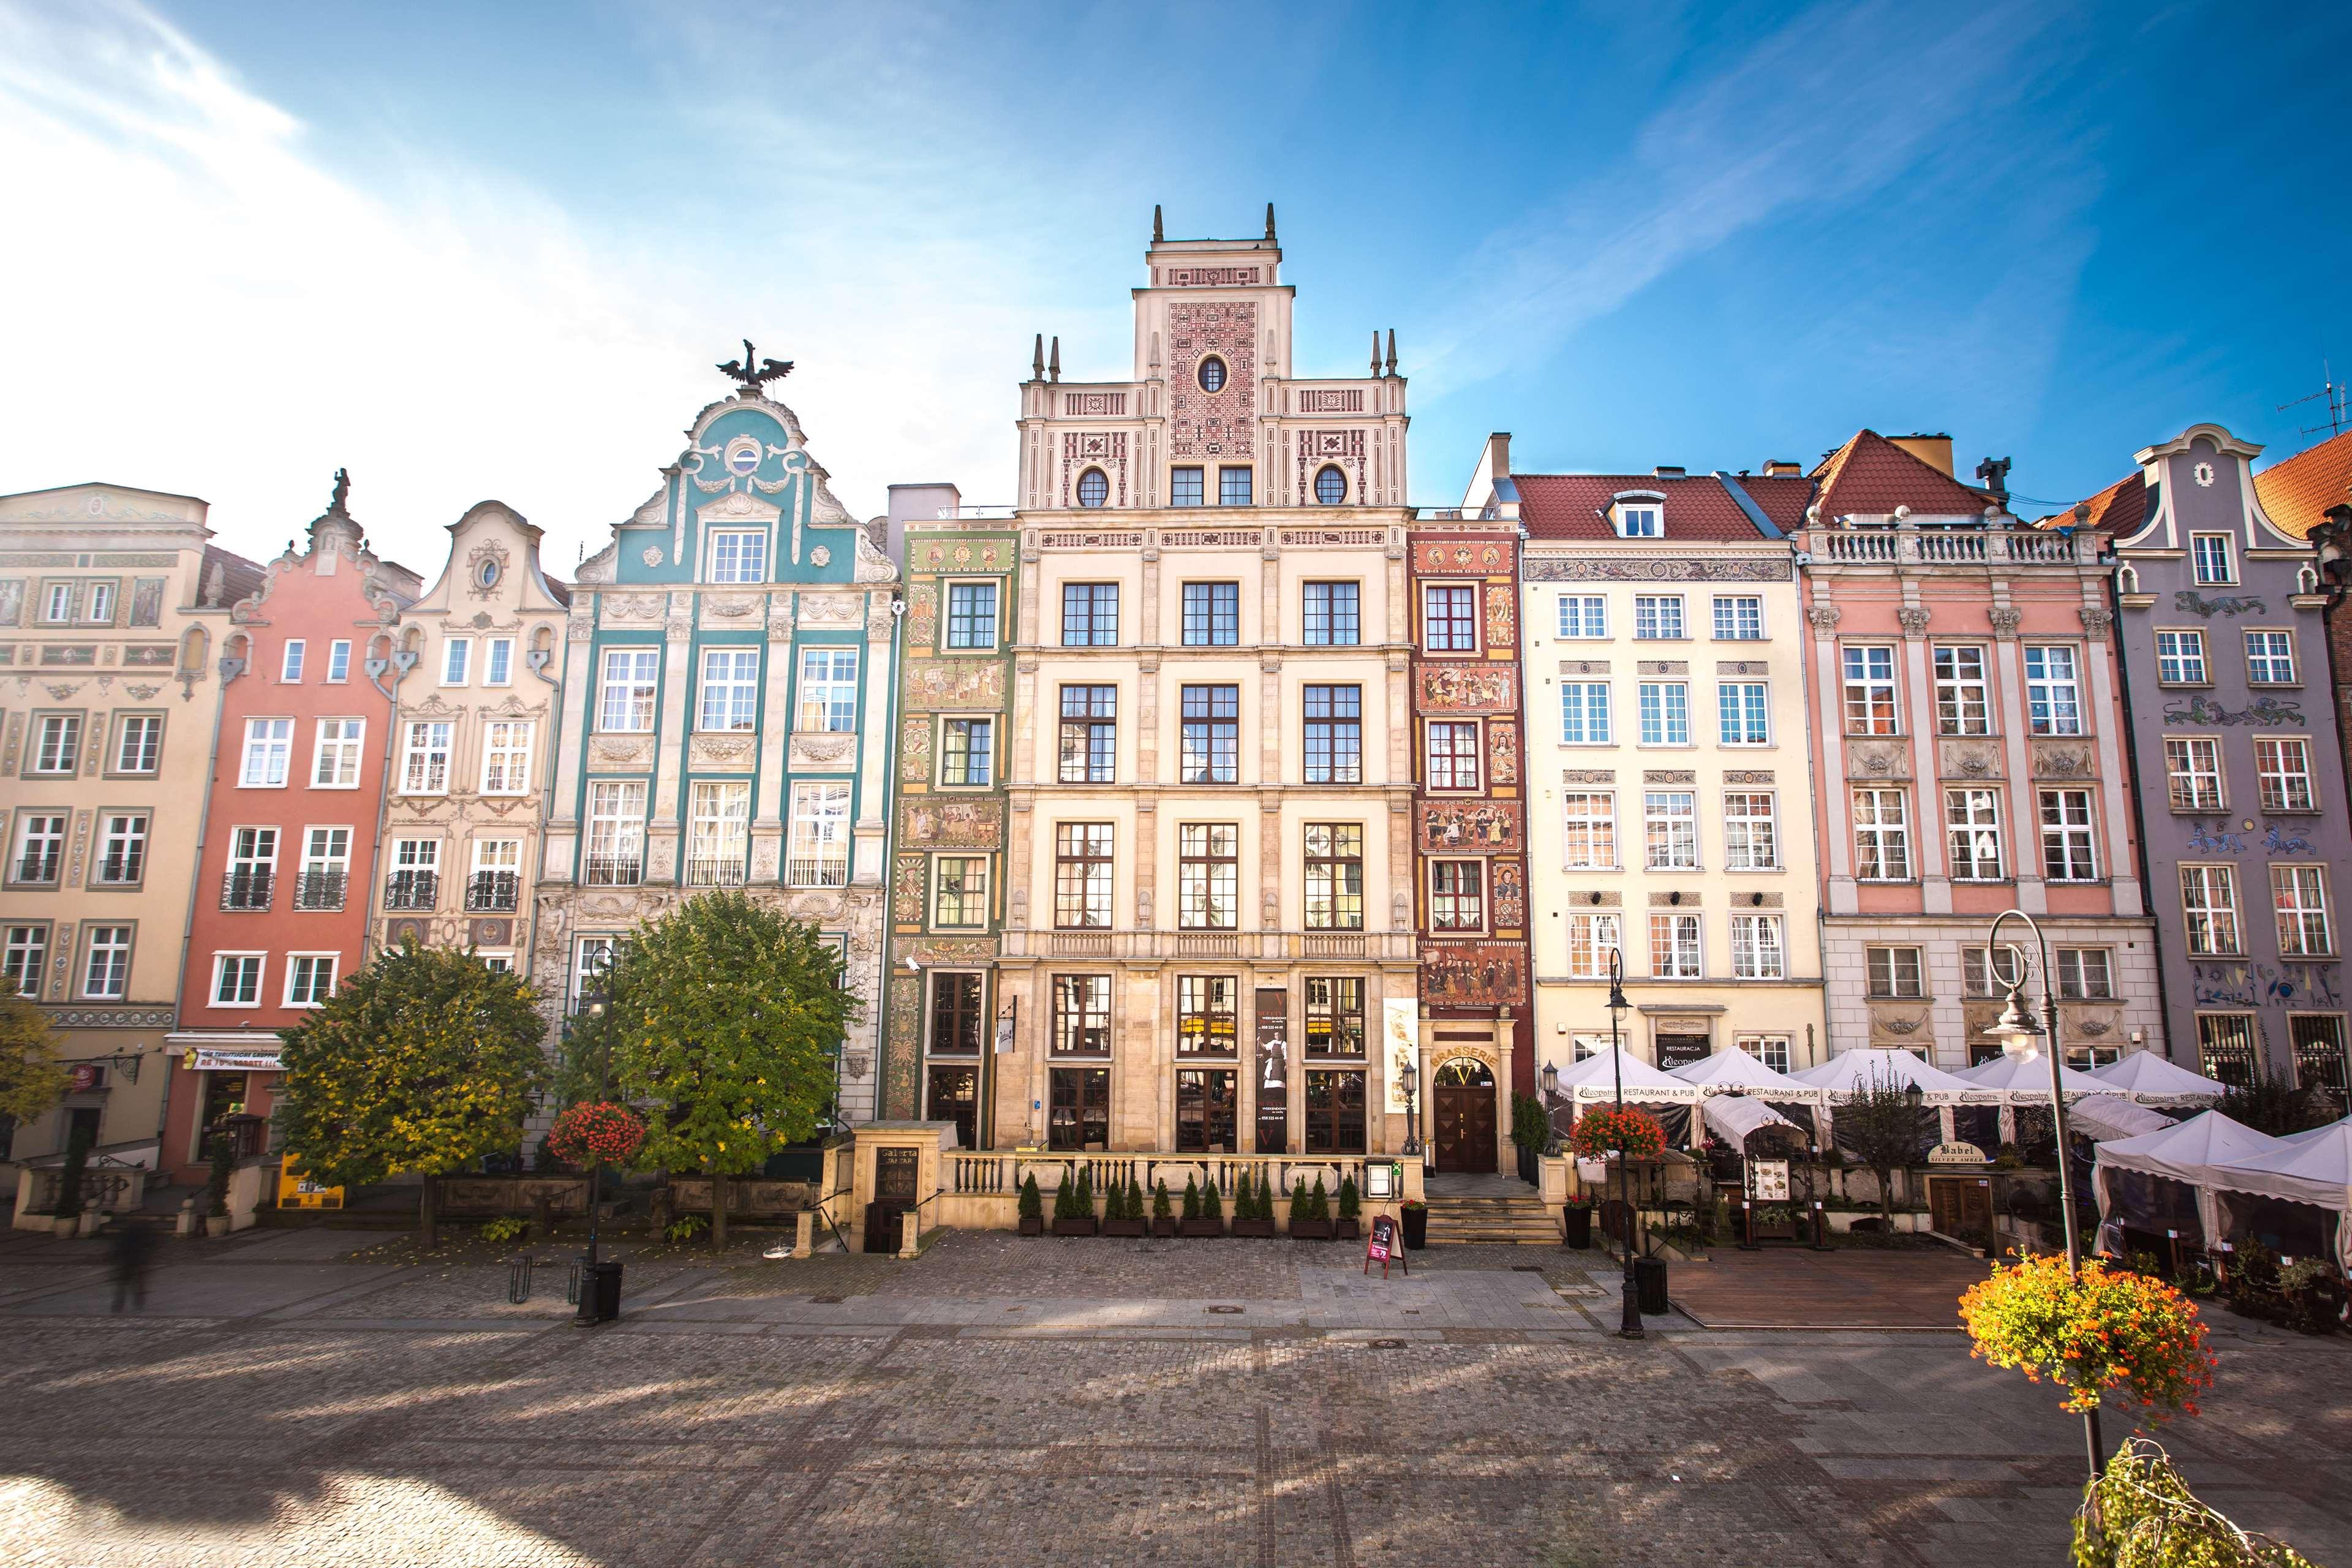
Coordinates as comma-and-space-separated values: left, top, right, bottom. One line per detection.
1335, 1174, 1361, 1241
203, 1129, 238, 1238
1400, 1197, 1428, 1250
1103, 1173, 1147, 1237
1232, 1167, 1276, 1237
1291, 1175, 1335, 1241
1017, 1172, 1044, 1236
1054, 1166, 1098, 1237
1182, 1172, 1224, 1237
1151, 1178, 1177, 1238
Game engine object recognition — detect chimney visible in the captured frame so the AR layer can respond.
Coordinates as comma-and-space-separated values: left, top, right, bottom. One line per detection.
1653, 465, 1686, 478
1889, 432, 1955, 477
1762, 459, 1801, 477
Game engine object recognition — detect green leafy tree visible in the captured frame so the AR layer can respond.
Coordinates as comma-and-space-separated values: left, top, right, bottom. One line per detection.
2217, 1062, 2334, 1138
276, 938, 547, 1245
606, 892, 858, 1248
0, 988, 68, 1142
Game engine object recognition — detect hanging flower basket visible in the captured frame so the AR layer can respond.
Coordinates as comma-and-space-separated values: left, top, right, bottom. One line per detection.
1959, 1251, 2216, 1421
1569, 1106, 1666, 1162
546, 1101, 647, 1169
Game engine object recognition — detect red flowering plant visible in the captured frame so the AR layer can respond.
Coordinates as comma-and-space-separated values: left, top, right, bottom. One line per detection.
1959, 1251, 2217, 1422
545, 1101, 646, 1169
1568, 1105, 1667, 1161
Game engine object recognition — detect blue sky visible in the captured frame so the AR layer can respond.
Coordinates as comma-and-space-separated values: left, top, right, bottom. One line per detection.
2, 0, 2345, 570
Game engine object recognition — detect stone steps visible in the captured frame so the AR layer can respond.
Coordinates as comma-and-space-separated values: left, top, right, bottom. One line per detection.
1423, 1192, 1560, 1246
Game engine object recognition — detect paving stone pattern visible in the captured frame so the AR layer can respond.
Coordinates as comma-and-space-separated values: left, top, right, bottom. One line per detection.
1, 1226, 2347, 1566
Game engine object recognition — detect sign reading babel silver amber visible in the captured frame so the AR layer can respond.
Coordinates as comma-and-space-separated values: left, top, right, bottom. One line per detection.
536, 351, 900, 1123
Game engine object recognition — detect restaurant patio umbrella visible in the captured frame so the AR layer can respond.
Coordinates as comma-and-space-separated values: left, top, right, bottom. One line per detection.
1668, 1046, 1815, 1098
2086, 1052, 2227, 1104
1550, 1046, 1703, 1102
1789, 1048, 1989, 1102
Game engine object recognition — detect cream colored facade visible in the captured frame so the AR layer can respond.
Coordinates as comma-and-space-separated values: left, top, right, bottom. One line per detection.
0, 483, 255, 1188
997, 214, 1420, 1155
377, 502, 571, 979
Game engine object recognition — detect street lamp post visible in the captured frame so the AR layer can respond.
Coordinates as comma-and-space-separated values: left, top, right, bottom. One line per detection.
581, 995, 609, 1270
1981, 908, 2104, 1479
1607, 948, 1643, 1340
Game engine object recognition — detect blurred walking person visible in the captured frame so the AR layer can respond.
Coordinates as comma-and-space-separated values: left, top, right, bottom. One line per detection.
110, 1222, 156, 1313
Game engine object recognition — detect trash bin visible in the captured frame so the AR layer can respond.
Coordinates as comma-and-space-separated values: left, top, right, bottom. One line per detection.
576, 1259, 624, 1325
1634, 1254, 1668, 1316
1400, 1203, 1428, 1250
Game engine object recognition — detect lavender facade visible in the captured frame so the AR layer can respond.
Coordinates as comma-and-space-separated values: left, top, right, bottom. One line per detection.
2086, 423, 2350, 1091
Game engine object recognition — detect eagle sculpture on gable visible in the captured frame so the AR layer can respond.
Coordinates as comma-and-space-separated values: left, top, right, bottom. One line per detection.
717, 339, 794, 393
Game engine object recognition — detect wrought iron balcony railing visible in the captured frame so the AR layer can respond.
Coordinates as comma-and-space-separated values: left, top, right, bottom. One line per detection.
292, 870, 348, 911
383, 870, 439, 911
466, 871, 521, 912
221, 870, 273, 910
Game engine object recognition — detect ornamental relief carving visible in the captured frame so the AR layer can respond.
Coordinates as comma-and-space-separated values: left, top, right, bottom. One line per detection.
790, 733, 858, 769
588, 735, 654, 770
1940, 741, 2002, 780
2030, 741, 2094, 779
1807, 605, 1842, 633
1846, 739, 1911, 779
703, 594, 763, 619
1895, 606, 1932, 636
1870, 1007, 1929, 1039
690, 734, 756, 770
797, 592, 861, 624
1524, 557, 1791, 583
605, 594, 665, 624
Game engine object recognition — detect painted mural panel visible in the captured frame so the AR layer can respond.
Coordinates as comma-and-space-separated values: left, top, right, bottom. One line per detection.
1421, 942, 1529, 1008
1417, 799, 1521, 854
1417, 664, 1515, 714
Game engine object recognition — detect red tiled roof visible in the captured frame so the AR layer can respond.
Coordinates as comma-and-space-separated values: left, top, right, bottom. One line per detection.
2253, 428, 2352, 541
1515, 473, 1781, 541
1810, 429, 1994, 521
1730, 473, 1819, 533
2038, 472, 2147, 535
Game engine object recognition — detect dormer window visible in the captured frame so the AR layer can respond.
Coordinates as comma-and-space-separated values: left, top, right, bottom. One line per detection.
709, 530, 767, 584
2191, 533, 2235, 586
1613, 499, 1663, 538
1076, 468, 1109, 508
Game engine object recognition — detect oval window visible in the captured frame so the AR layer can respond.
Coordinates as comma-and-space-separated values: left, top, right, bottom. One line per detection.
477, 557, 501, 589
1076, 469, 1109, 508
1314, 466, 1346, 505
1197, 356, 1227, 394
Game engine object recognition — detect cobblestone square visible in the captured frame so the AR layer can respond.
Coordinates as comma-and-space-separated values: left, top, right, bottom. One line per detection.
2, 1227, 2346, 1566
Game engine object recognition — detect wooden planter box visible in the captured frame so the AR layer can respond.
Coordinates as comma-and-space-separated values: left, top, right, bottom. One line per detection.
1752, 1221, 1800, 1242
1333, 1218, 1360, 1241
1290, 1219, 1336, 1241
1180, 1217, 1225, 1238
1101, 1217, 1147, 1238
1019, 1215, 1044, 1236
1052, 1217, 1099, 1237
1230, 1218, 1276, 1238
1150, 1216, 1178, 1238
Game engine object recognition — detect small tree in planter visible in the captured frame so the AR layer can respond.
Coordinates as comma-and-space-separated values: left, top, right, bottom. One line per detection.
1182, 1176, 1200, 1221
1104, 1172, 1148, 1237
1335, 1174, 1361, 1240
1017, 1173, 1044, 1236
1152, 1178, 1176, 1237
1292, 1175, 1335, 1241
1232, 1167, 1276, 1237
1052, 1167, 1096, 1237
1185, 1172, 1224, 1237
1961, 1250, 2216, 1426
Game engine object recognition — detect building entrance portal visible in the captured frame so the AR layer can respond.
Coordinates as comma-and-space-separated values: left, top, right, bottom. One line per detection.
1432, 1058, 1496, 1173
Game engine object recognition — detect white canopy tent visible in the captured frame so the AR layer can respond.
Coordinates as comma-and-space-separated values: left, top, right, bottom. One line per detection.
1549, 1046, 1704, 1104
1700, 1094, 1799, 1146
2086, 1052, 2228, 1105
1668, 1046, 1817, 1098
1790, 1048, 1992, 1103
1955, 1054, 2111, 1097
2091, 1110, 2281, 1257
2067, 1095, 2176, 1143
2207, 1118, 2352, 1271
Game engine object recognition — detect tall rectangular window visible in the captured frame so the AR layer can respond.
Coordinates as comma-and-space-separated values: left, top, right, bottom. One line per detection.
1169, 467, 1205, 507
687, 780, 752, 886
481, 720, 532, 794
12, 815, 66, 883
2038, 789, 2097, 881
1302, 685, 1362, 784
1730, 914, 1784, 979
1643, 791, 1697, 870
1180, 824, 1241, 930
2054, 948, 2114, 1000
932, 857, 989, 929
311, 718, 363, 788
1054, 1066, 1114, 1150
1867, 946, 1924, 998
1302, 582, 1360, 646
1179, 684, 1239, 783
1561, 793, 1617, 869
796, 646, 859, 732
296, 827, 349, 910
1176, 975, 1237, 1055
1058, 685, 1117, 783
1181, 582, 1240, 646
401, 720, 452, 795
285, 954, 338, 1007
1842, 646, 1899, 734
485, 636, 513, 686
1717, 682, 1769, 745
2, 925, 48, 995
1429, 860, 1484, 932
1422, 586, 1477, 652
2291, 1016, 2348, 1094
786, 782, 852, 887
1061, 582, 1119, 646
85, 582, 115, 623
1565, 913, 1620, 979
211, 954, 264, 1006
1933, 646, 1990, 736
2198, 1014, 2256, 1086
1559, 683, 1611, 744
2155, 631, 2207, 684
1946, 788, 2004, 880
1633, 595, 1685, 640
945, 582, 999, 649
1305, 976, 1365, 1055
586, 781, 646, 886
927, 972, 986, 1054
1722, 792, 1777, 870
1218, 467, 1253, 507
1637, 682, 1689, 745
599, 647, 660, 731
2025, 646, 2083, 736
1304, 1070, 1367, 1155
1711, 595, 1763, 640
1054, 824, 1114, 929
708, 530, 767, 583
240, 718, 290, 786
2191, 533, 2234, 584
699, 647, 760, 731
441, 638, 471, 685
31, 714, 80, 775
96, 813, 147, 885
1649, 913, 1701, 978
1425, 721, 1480, 791
1853, 788, 1912, 880
2245, 630, 2296, 685
281, 640, 306, 682
1050, 976, 1111, 1055
1556, 595, 1608, 638
2274, 865, 2334, 957
81, 926, 131, 1000
2181, 865, 2241, 955
326, 639, 351, 682
2256, 739, 2315, 812
940, 717, 993, 786
40, 583, 72, 622
113, 714, 162, 774
384, 837, 439, 908
2165, 738, 2223, 810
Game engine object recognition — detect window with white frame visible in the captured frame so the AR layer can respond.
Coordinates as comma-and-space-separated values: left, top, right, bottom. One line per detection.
312, 718, 364, 788
598, 647, 660, 731
947, 582, 1001, 649
1717, 682, 1770, 745
2256, 738, 2315, 812
281, 639, 306, 682
2181, 865, 2241, 954
85, 582, 115, 622
1932, 646, 1991, 736
1429, 860, 1485, 932
1644, 791, 1697, 870
2156, 630, 2207, 684
1722, 791, 1777, 869
298, 826, 350, 908
2054, 947, 2114, 1000
2274, 865, 2334, 957
1637, 682, 1689, 745
940, 717, 993, 786
1556, 594, 1607, 638
572, 936, 621, 1010
585, 781, 646, 885
1615, 502, 1662, 538
481, 720, 532, 794
699, 647, 760, 731
1561, 793, 1617, 869
1712, 595, 1763, 640
1633, 595, 1685, 640
932, 856, 989, 929
1866, 946, 1924, 998
1559, 682, 1611, 744
285, 954, 337, 1007
1736, 1033, 1792, 1075
81, 925, 131, 999
13, 815, 66, 883
401, 720, 452, 795
788, 781, 853, 886
240, 717, 291, 786
1945, 788, 2004, 880
31, 713, 79, 775
441, 637, 472, 685
2038, 788, 2097, 880
2024, 646, 2083, 736
796, 646, 859, 732
1853, 788, 1912, 880
1730, 914, 1784, 979
96, 813, 146, 884
479, 952, 514, 974
385, 837, 440, 908
2245, 630, 2296, 685
113, 714, 162, 774
1842, 646, 1899, 734
2191, 533, 2235, 584
2, 924, 47, 995
1565, 913, 1621, 978
1421, 585, 1477, 652
326, 639, 352, 682
485, 636, 514, 686
709, 530, 767, 584
2165, 738, 2223, 810
211, 953, 264, 1006
1649, 913, 1701, 978
687, 780, 752, 886
42, 582, 72, 622
1425, 720, 1480, 791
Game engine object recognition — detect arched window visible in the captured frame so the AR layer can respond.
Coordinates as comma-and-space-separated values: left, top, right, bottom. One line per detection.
1197, 356, 1227, 394
1076, 468, 1109, 509
1314, 466, 1346, 506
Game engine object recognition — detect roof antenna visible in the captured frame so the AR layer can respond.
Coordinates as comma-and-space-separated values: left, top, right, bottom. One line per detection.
2279, 361, 2349, 438
1153, 204, 1164, 243
1264, 203, 1276, 241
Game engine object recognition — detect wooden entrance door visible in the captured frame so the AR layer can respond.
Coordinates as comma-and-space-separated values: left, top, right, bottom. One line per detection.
1928, 1176, 1994, 1243
1433, 1058, 1496, 1174
867, 1148, 921, 1254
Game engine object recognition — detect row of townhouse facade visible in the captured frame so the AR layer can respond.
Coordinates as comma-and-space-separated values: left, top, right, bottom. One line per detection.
8, 212, 2351, 1197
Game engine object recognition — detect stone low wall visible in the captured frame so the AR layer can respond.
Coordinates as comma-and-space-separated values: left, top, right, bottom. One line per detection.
432, 1175, 593, 1219
664, 1177, 818, 1221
